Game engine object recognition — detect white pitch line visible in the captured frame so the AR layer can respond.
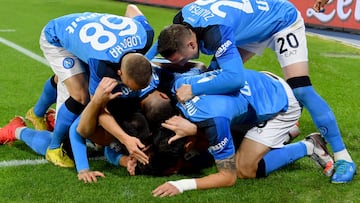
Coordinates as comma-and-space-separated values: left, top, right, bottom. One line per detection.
321, 53, 360, 59
0, 156, 105, 168
0, 36, 49, 67
0, 159, 48, 167
0, 29, 16, 32
0, 37, 51, 168
0, 39, 52, 168
0, 37, 107, 169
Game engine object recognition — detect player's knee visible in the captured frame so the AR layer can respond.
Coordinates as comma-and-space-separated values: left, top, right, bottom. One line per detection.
69, 91, 89, 105
286, 76, 311, 90
65, 96, 87, 115
236, 160, 258, 179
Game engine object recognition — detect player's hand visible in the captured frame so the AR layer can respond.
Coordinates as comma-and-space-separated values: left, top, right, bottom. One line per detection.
123, 136, 149, 165
152, 182, 181, 197
127, 156, 137, 176
313, 0, 329, 12
92, 77, 122, 107
77, 170, 105, 183
161, 115, 197, 144
176, 84, 193, 103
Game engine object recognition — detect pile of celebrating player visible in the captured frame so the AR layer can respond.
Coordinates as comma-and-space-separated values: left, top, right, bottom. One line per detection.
0, 0, 355, 198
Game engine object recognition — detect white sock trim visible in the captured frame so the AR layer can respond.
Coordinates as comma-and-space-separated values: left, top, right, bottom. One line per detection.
301, 140, 314, 155
168, 179, 197, 193
334, 149, 353, 162
15, 127, 26, 140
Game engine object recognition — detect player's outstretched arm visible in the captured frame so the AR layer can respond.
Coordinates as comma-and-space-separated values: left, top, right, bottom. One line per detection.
77, 170, 105, 183
152, 155, 237, 197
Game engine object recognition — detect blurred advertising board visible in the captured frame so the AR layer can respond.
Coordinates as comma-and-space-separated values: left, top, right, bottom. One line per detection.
123, 0, 359, 33
122, 0, 192, 8
289, 0, 360, 33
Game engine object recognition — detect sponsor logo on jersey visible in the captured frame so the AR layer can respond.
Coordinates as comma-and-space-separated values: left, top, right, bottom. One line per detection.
215, 40, 232, 57
183, 100, 198, 116
208, 137, 229, 153
63, 58, 75, 69
197, 74, 216, 83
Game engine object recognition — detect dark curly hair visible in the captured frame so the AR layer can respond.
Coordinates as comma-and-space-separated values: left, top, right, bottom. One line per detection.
135, 126, 186, 176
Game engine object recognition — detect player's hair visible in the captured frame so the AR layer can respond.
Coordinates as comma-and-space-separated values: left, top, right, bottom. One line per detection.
137, 89, 187, 176
135, 127, 215, 176
121, 53, 152, 89
121, 112, 151, 145
157, 24, 193, 58
141, 91, 177, 129
135, 127, 187, 176
107, 111, 152, 155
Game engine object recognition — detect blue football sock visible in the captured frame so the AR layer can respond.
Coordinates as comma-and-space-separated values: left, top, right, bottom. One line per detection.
69, 117, 89, 172
263, 142, 307, 175
33, 77, 57, 117
48, 103, 78, 149
104, 146, 123, 167
20, 128, 52, 156
293, 86, 345, 152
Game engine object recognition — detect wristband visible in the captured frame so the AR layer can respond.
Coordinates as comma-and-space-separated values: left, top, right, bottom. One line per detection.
168, 179, 197, 193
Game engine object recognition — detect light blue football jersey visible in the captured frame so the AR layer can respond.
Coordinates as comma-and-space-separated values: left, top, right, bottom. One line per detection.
179, 0, 298, 48
174, 69, 288, 124
172, 0, 298, 96
173, 68, 289, 160
44, 12, 151, 63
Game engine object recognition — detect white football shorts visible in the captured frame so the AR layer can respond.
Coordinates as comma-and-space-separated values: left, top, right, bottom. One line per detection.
244, 72, 302, 148
39, 28, 86, 114
240, 11, 308, 68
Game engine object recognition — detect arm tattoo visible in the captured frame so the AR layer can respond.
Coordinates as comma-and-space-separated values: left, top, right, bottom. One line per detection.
215, 155, 236, 172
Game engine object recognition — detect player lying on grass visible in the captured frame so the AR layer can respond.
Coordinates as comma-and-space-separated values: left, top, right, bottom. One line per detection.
69, 60, 212, 182
104, 85, 214, 177
71, 59, 334, 192
70, 59, 210, 181
148, 0, 355, 183
0, 61, 333, 189
146, 68, 335, 197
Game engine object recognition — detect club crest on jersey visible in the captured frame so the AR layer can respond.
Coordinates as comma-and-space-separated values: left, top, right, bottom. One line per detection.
63, 58, 75, 69
215, 40, 232, 57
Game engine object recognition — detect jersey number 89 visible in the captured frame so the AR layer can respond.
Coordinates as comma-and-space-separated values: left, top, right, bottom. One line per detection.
79, 15, 138, 51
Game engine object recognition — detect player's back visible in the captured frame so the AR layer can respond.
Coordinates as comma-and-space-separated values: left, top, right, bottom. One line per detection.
174, 69, 288, 124
180, 0, 298, 45
43, 12, 149, 63
241, 70, 288, 122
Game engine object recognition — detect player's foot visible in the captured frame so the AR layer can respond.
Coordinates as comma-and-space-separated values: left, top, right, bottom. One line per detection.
25, 107, 47, 130
46, 145, 75, 168
331, 160, 356, 183
305, 132, 334, 176
45, 108, 56, 131
0, 116, 26, 144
